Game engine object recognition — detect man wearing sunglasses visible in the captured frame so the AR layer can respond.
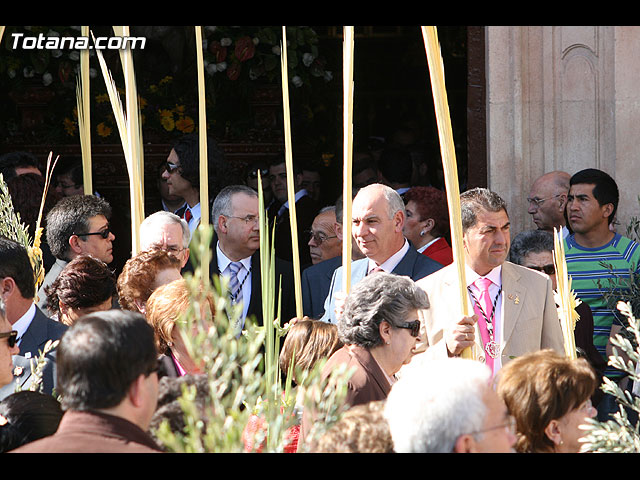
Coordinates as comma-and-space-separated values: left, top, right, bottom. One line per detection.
510, 229, 603, 382
414, 188, 564, 376
37, 194, 115, 315
0, 237, 66, 400
0, 299, 20, 389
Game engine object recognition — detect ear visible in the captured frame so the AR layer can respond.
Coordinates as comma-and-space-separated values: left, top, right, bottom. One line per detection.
394, 210, 405, 232
181, 248, 190, 269
217, 214, 229, 235
558, 193, 568, 210
127, 374, 146, 408
422, 218, 435, 235
335, 222, 343, 241
602, 203, 614, 220
133, 299, 146, 315
0, 277, 16, 300
68, 234, 84, 256
453, 434, 477, 453
379, 320, 392, 345
544, 419, 562, 448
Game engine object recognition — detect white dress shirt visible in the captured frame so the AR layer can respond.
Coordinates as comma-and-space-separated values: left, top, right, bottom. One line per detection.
12, 303, 37, 355
216, 242, 252, 326
367, 238, 410, 275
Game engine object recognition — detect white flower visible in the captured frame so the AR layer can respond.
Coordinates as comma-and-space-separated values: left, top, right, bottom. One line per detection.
68, 51, 80, 61
220, 37, 232, 47
51, 49, 63, 59
302, 52, 314, 67
23, 66, 34, 78
89, 68, 98, 79
204, 26, 217, 33
216, 62, 227, 72
8, 69, 16, 79
206, 63, 217, 75
292, 76, 303, 87
252, 37, 259, 45
323, 71, 333, 82
42, 72, 53, 86
272, 45, 281, 56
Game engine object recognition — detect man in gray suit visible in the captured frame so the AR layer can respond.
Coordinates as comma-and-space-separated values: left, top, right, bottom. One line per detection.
319, 184, 442, 323
0, 236, 67, 400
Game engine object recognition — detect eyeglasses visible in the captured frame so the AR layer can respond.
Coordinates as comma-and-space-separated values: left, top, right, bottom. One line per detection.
226, 214, 259, 225
307, 230, 337, 245
396, 320, 421, 338
526, 194, 563, 208
0, 330, 18, 348
526, 263, 555, 275
469, 415, 517, 436
75, 227, 112, 239
165, 161, 181, 174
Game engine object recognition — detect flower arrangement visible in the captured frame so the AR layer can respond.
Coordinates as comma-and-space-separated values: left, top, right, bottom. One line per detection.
0, 26, 334, 145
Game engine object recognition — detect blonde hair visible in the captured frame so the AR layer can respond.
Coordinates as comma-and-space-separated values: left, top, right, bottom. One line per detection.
145, 279, 191, 354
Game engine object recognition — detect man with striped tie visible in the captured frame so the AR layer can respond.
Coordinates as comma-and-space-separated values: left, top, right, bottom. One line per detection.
564, 168, 640, 421
210, 185, 297, 330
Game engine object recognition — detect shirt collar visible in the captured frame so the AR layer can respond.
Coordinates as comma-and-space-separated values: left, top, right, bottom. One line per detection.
216, 242, 252, 274
13, 303, 36, 344
465, 263, 503, 288
368, 238, 410, 274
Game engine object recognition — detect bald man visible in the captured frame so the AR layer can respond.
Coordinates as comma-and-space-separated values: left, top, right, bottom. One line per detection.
527, 171, 571, 233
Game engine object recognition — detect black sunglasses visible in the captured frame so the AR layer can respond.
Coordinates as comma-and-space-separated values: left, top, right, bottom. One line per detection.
396, 320, 421, 337
0, 330, 18, 348
75, 227, 112, 239
527, 264, 555, 275
248, 167, 269, 179
165, 161, 181, 174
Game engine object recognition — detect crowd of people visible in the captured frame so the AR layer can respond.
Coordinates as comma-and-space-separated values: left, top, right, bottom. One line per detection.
0, 136, 638, 453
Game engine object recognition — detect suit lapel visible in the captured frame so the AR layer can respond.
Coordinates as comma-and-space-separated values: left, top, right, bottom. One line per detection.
500, 262, 526, 349
391, 247, 415, 277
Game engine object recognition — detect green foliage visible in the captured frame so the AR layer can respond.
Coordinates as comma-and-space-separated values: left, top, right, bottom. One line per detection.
580, 302, 640, 453
0, 173, 32, 249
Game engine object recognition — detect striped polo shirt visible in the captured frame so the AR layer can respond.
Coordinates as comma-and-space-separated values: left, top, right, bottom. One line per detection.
564, 233, 640, 378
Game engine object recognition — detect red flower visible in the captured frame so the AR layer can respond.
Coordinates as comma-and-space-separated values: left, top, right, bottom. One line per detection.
227, 61, 242, 81
234, 36, 255, 63
208, 41, 227, 63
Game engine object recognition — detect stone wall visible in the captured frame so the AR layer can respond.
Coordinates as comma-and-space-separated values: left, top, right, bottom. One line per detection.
486, 26, 640, 237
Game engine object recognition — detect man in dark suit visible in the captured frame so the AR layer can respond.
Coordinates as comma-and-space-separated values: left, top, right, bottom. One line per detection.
320, 184, 443, 323
267, 155, 319, 268
0, 236, 67, 399
210, 185, 296, 329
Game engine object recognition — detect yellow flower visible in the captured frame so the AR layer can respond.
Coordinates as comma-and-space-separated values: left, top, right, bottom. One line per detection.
97, 122, 113, 137
174, 104, 186, 114
159, 109, 175, 131
95, 93, 109, 104
159, 76, 173, 85
63, 118, 77, 136
176, 116, 195, 133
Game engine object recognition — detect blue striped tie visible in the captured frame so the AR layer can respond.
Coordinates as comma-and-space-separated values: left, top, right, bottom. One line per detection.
228, 261, 243, 306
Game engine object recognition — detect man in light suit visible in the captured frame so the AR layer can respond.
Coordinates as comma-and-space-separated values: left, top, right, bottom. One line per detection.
319, 184, 442, 323
414, 188, 564, 375
0, 236, 67, 400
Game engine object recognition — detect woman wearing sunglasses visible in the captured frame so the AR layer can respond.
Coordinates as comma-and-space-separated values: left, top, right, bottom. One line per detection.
509, 229, 605, 396
298, 272, 428, 450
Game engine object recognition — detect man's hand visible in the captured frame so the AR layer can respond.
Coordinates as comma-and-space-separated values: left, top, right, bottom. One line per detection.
445, 314, 478, 357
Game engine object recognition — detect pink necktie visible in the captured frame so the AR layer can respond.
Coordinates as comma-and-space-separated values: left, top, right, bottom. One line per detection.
472, 277, 496, 371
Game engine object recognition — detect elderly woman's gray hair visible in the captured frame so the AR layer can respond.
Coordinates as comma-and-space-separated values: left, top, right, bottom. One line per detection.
338, 271, 429, 348
509, 229, 554, 266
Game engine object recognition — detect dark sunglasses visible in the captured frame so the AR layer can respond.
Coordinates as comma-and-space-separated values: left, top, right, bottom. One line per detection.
0, 330, 18, 348
396, 320, 421, 337
165, 161, 181, 173
75, 227, 112, 239
527, 264, 555, 275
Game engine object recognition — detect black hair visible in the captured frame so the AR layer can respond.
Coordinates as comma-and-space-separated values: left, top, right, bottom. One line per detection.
569, 168, 619, 225
56, 310, 158, 411
0, 236, 36, 299
0, 151, 41, 181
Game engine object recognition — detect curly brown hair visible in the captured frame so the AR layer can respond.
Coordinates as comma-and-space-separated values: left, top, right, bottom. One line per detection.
117, 249, 181, 312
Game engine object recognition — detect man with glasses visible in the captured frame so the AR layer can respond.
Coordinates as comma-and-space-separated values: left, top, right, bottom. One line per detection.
161, 133, 233, 237
0, 298, 20, 389
140, 211, 191, 271
0, 236, 66, 400
10, 310, 163, 453
384, 356, 516, 453
210, 185, 296, 328
414, 188, 563, 376
527, 170, 571, 234
37, 194, 115, 314
509, 229, 603, 383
